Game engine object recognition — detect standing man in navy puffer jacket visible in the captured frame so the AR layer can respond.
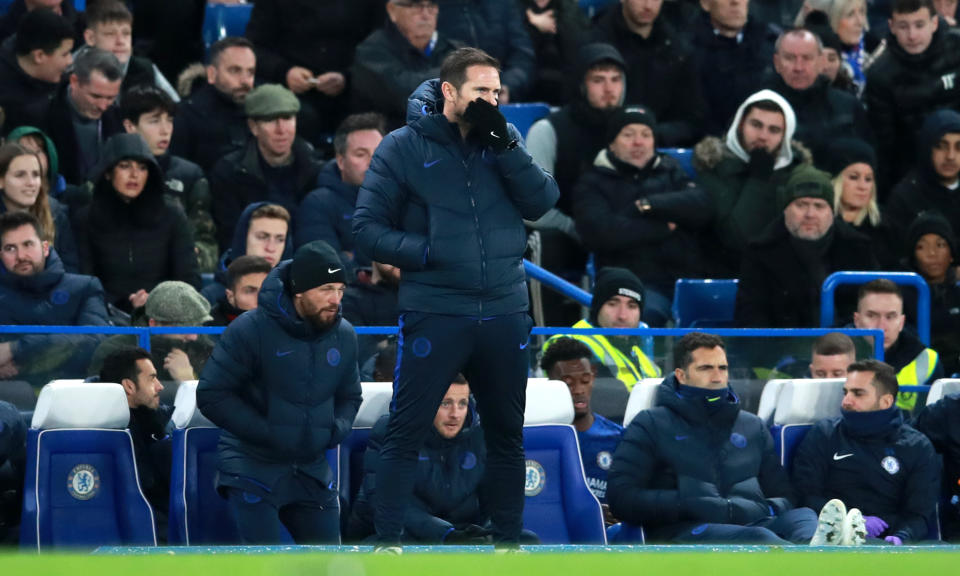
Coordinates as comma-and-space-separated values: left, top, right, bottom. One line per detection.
353, 47, 559, 550
197, 240, 362, 544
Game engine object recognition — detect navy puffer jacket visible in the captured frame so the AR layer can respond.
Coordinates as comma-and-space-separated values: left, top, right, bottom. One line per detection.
197, 260, 363, 489
354, 80, 558, 316
607, 375, 797, 539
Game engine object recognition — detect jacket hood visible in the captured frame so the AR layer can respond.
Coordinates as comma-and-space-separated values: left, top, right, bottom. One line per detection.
570, 42, 627, 104
89, 133, 161, 182
257, 260, 342, 339
0, 247, 65, 295
6, 125, 59, 181
406, 78, 444, 126
228, 201, 296, 263
694, 135, 812, 172
724, 89, 797, 171
917, 109, 960, 184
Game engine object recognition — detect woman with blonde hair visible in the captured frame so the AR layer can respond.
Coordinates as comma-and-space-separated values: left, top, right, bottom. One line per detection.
796, 0, 880, 90
0, 142, 79, 271
826, 138, 899, 267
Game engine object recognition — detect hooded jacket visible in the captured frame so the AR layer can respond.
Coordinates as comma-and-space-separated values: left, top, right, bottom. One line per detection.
0, 248, 108, 383
6, 126, 62, 193
592, 9, 706, 146
792, 409, 938, 543
887, 110, 960, 233
864, 21, 960, 187
210, 136, 320, 252
354, 79, 558, 317
75, 133, 200, 311
607, 375, 797, 540
196, 260, 363, 490
734, 216, 877, 328
348, 408, 487, 542
527, 42, 626, 216
572, 148, 711, 292
694, 89, 810, 276
201, 201, 294, 305
157, 153, 217, 273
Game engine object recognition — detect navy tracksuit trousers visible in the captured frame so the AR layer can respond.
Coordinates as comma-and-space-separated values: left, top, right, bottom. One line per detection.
373, 311, 533, 544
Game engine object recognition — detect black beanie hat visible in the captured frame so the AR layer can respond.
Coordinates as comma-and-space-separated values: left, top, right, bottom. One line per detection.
824, 137, 877, 177
290, 240, 346, 294
805, 10, 843, 53
606, 106, 657, 144
907, 212, 957, 267
589, 267, 645, 325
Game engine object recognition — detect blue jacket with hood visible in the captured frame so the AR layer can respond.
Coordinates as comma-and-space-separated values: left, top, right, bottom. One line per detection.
607, 374, 798, 540
196, 260, 363, 490
296, 161, 367, 271
201, 201, 295, 305
353, 79, 558, 317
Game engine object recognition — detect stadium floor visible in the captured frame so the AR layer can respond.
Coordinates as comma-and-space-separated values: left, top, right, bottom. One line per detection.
5, 545, 959, 575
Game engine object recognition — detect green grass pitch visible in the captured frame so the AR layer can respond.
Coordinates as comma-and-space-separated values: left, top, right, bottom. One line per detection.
3, 547, 960, 576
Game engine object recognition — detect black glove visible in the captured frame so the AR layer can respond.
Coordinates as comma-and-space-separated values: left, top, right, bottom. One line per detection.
444, 523, 493, 545
464, 98, 510, 152
747, 148, 776, 179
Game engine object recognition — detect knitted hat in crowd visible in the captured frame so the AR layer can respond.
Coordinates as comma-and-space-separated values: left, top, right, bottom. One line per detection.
907, 212, 957, 265
778, 165, 835, 212
145, 281, 213, 325
589, 267, 645, 325
824, 137, 877, 177
606, 106, 657, 144
804, 10, 843, 54
289, 240, 346, 294
245, 84, 301, 118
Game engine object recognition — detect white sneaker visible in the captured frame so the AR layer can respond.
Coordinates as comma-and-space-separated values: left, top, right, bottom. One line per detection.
841, 508, 867, 546
811, 499, 847, 545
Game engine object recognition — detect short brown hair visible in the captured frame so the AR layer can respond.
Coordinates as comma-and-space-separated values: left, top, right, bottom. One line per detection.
674, 332, 726, 370
812, 332, 856, 358
848, 358, 899, 399
857, 279, 902, 306
333, 112, 385, 156
249, 203, 290, 224
226, 255, 272, 291
440, 47, 501, 91
86, 0, 133, 27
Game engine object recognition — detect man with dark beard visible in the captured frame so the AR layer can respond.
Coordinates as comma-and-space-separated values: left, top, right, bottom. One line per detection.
693, 89, 812, 276
197, 240, 362, 544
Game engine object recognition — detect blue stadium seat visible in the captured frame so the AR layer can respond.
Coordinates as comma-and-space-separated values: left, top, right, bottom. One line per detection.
21, 382, 157, 551
501, 103, 551, 139
776, 423, 813, 473
339, 382, 392, 515
672, 278, 739, 328
0, 0, 15, 15
202, 3, 253, 50
522, 424, 606, 543
765, 378, 843, 467
658, 148, 696, 179
167, 381, 336, 544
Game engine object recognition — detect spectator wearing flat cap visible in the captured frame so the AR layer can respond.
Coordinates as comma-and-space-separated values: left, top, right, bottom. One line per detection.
572, 107, 711, 326
197, 240, 362, 544
825, 138, 901, 269
210, 84, 321, 253
735, 165, 877, 328
88, 280, 216, 389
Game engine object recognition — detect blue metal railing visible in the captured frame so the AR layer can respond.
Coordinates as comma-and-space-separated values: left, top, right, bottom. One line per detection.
523, 259, 592, 306
820, 271, 931, 346
1, 325, 934, 392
